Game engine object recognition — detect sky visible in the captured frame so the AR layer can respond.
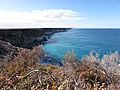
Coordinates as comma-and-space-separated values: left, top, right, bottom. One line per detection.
0, 0, 120, 28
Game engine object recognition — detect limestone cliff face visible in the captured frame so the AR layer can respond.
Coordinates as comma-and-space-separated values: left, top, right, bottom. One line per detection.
0, 28, 68, 48
0, 28, 68, 59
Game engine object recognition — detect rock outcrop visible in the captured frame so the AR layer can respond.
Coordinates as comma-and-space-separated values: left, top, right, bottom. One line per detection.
0, 40, 18, 60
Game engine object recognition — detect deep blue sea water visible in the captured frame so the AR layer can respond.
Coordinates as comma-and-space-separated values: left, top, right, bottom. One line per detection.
44, 28, 120, 59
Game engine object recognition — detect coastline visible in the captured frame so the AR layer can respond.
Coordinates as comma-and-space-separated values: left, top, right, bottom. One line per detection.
0, 28, 69, 63
0, 28, 120, 89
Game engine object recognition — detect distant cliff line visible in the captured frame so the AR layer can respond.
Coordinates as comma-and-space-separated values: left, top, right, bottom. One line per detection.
0, 28, 70, 59
0, 28, 70, 48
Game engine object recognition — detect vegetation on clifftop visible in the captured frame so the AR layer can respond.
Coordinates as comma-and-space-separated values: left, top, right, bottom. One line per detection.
0, 47, 120, 90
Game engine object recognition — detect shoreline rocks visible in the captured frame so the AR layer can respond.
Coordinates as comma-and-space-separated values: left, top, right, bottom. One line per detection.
40, 55, 63, 66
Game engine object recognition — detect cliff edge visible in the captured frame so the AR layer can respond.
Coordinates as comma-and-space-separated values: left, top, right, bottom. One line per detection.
0, 28, 68, 60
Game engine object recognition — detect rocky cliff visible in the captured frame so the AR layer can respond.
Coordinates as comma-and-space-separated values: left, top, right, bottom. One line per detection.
0, 28, 68, 48
0, 40, 18, 60
0, 28, 68, 60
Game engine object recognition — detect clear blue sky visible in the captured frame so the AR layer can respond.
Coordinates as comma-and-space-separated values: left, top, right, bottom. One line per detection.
0, 0, 120, 28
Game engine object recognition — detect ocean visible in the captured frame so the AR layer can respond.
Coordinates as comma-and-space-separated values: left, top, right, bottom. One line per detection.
44, 28, 120, 59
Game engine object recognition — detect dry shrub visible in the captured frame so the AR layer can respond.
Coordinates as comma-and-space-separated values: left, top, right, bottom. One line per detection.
62, 51, 120, 90
101, 51, 120, 89
1, 49, 120, 90
0, 46, 63, 90
1, 45, 44, 76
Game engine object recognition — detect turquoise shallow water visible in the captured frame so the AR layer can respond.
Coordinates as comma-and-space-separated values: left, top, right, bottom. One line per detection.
44, 28, 120, 59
